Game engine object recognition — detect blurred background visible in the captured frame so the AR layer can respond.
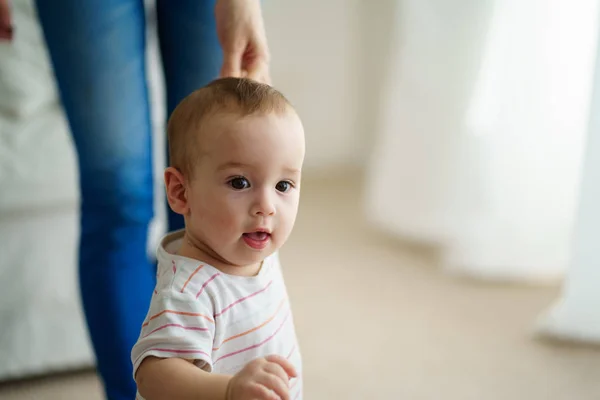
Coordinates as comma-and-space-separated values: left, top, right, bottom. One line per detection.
2, 0, 600, 399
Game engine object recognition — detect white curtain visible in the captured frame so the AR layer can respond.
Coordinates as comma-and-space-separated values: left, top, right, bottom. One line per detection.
536, 14, 600, 343
365, 0, 599, 283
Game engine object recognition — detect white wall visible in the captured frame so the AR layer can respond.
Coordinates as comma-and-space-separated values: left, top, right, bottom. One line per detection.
149, 0, 389, 174
263, 0, 368, 172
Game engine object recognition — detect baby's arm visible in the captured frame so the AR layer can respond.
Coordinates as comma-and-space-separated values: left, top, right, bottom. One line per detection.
131, 286, 221, 399
136, 354, 297, 400
136, 356, 229, 400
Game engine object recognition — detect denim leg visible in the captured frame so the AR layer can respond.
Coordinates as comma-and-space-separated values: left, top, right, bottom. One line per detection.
35, 1, 154, 399
156, 0, 223, 232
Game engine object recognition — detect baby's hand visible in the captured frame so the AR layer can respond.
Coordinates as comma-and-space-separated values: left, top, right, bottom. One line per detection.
226, 355, 297, 400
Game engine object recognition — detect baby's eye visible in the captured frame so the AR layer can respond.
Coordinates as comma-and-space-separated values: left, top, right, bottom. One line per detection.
229, 177, 250, 190
276, 181, 292, 193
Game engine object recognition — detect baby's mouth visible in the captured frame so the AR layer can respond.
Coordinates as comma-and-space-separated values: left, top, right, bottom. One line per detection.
243, 231, 271, 241
242, 231, 272, 250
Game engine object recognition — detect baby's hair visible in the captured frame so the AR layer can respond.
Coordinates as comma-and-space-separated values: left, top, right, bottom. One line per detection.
167, 77, 293, 177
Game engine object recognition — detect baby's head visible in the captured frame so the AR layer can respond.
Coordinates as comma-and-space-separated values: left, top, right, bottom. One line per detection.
165, 78, 305, 272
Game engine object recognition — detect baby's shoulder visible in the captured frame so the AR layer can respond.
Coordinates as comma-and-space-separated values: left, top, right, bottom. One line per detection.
156, 257, 221, 298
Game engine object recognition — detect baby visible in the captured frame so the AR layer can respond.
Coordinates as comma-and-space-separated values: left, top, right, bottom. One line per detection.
131, 77, 305, 400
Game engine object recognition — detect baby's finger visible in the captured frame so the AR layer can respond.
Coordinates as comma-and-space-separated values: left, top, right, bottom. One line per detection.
257, 374, 289, 400
249, 383, 280, 400
264, 362, 290, 387
264, 355, 297, 378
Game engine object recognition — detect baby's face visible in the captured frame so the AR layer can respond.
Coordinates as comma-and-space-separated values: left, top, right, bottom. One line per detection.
186, 110, 305, 267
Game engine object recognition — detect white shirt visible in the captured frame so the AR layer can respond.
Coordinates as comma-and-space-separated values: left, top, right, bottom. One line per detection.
131, 230, 303, 399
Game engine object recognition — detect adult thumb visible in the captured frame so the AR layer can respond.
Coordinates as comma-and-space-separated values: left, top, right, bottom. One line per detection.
220, 48, 243, 78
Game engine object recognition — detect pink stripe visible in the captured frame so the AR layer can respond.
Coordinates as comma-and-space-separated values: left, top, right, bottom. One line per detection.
142, 323, 210, 338
134, 348, 210, 366
215, 280, 273, 317
196, 272, 221, 299
290, 376, 300, 390
214, 312, 290, 364
286, 344, 296, 359
182, 264, 205, 293
291, 377, 302, 400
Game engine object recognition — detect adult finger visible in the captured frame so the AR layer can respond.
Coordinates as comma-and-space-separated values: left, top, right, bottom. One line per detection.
220, 46, 244, 78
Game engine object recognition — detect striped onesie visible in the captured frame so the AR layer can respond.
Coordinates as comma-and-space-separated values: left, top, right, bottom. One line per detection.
131, 231, 303, 399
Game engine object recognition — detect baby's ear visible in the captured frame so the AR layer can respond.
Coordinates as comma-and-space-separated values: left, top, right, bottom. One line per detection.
164, 167, 188, 215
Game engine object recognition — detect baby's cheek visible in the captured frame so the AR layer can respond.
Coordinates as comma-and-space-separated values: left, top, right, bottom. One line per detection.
277, 215, 295, 241
283, 198, 300, 223
196, 203, 231, 232
214, 207, 245, 236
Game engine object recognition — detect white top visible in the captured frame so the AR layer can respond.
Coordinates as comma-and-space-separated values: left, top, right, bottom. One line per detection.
131, 230, 303, 399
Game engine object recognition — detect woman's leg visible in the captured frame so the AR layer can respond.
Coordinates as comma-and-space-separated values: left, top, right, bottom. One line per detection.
35, 1, 154, 399
156, 0, 223, 232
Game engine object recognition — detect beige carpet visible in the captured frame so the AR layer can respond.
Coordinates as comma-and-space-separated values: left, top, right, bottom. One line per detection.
2, 174, 600, 400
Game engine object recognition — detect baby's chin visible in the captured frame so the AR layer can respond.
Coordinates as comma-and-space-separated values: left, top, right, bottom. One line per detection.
213, 251, 270, 277
226, 247, 277, 268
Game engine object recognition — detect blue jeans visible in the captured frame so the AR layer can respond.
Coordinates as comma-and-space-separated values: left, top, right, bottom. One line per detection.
34, 1, 222, 398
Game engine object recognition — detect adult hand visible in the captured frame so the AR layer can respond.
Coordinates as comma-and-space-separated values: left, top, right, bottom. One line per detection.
0, 0, 12, 41
215, 0, 271, 85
